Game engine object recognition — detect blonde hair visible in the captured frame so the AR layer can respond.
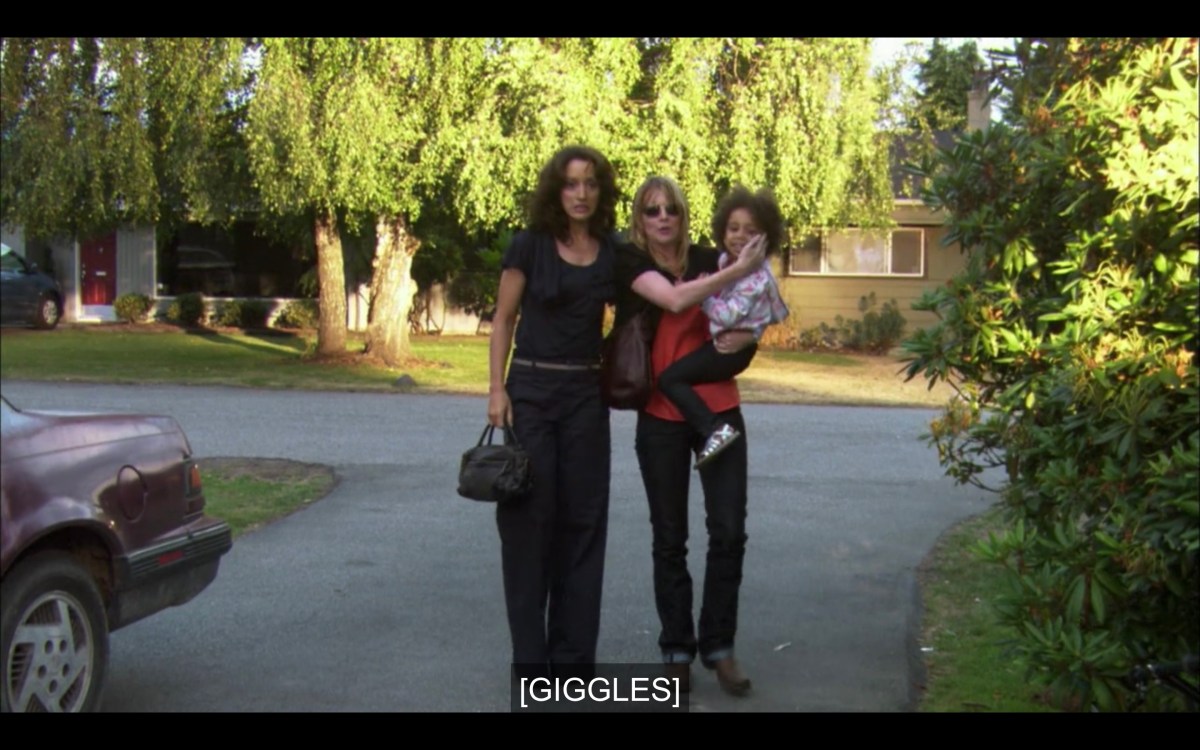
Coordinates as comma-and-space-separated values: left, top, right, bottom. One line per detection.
628, 176, 691, 276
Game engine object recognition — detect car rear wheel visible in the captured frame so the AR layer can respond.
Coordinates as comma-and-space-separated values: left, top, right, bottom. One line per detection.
34, 293, 61, 330
1, 552, 108, 712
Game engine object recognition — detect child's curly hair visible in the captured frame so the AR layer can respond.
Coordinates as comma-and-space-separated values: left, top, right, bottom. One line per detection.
711, 186, 787, 256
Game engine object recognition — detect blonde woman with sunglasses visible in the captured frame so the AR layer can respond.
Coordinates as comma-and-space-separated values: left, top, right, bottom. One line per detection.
612, 176, 765, 696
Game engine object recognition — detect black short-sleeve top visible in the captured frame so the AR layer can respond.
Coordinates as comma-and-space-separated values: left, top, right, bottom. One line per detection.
503, 230, 615, 363
612, 242, 720, 331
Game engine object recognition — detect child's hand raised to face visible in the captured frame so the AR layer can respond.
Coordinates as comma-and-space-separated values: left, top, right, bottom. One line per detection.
733, 234, 766, 268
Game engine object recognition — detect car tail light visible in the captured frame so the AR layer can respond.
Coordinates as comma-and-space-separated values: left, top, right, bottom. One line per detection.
185, 460, 206, 516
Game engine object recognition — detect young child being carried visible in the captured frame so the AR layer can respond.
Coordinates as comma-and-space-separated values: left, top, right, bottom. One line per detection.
657, 186, 790, 470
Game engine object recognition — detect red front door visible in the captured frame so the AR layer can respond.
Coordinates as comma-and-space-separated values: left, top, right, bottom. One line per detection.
81, 233, 117, 305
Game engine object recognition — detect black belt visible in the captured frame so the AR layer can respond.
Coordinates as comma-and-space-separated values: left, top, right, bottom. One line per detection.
511, 357, 601, 372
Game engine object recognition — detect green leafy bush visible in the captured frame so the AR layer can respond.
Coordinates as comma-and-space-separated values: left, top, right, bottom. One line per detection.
113, 293, 153, 324
214, 301, 240, 328
797, 323, 838, 350
274, 299, 319, 330
834, 292, 907, 353
760, 298, 903, 353
902, 38, 1198, 711
240, 300, 271, 329
216, 299, 272, 329
166, 292, 206, 327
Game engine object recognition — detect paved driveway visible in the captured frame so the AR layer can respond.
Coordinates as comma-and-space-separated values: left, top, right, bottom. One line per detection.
1, 381, 992, 712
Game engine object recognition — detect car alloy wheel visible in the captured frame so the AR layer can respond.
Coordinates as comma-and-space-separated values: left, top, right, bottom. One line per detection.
1, 552, 108, 712
35, 293, 61, 330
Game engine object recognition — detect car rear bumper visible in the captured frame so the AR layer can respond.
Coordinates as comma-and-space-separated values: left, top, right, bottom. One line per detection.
110, 521, 233, 630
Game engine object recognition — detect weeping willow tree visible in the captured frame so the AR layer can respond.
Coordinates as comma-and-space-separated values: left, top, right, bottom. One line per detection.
438, 38, 644, 232
5, 37, 896, 359
246, 38, 403, 357
615, 38, 895, 241
711, 38, 894, 236
1, 37, 249, 242
415, 38, 896, 324
246, 38, 646, 362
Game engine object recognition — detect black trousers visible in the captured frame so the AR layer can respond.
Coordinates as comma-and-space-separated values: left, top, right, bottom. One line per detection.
635, 407, 748, 663
497, 366, 611, 677
657, 341, 757, 437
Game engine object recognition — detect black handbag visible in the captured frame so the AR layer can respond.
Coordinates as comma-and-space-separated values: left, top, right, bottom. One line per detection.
457, 424, 533, 503
601, 310, 654, 410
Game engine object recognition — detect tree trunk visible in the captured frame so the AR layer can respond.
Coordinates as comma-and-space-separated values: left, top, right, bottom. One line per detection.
364, 214, 419, 367
314, 211, 348, 357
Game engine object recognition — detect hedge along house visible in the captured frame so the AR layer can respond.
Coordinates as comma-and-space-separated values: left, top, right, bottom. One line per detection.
0, 225, 156, 324
773, 86, 992, 335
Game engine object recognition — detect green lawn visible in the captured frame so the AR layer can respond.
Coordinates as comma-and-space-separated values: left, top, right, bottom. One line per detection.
0, 325, 952, 407
0, 328, 488, 393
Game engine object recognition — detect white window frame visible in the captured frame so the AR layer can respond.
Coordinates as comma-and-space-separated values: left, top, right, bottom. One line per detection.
788, 227, 925, 278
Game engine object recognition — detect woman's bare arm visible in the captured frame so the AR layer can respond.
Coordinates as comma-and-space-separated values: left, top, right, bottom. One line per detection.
631, 235, 767, 313
488, 268, 525, 426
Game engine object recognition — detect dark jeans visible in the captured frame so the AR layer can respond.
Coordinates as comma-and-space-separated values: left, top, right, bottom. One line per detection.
635, 408, 748, 663
657, 341, 757, 437
497, 366, 611, 677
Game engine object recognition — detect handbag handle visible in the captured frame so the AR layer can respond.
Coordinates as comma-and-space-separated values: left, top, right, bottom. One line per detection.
478, 424, 522, 448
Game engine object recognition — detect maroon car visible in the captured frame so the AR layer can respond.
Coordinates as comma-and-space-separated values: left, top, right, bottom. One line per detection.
0, 395, 232, 712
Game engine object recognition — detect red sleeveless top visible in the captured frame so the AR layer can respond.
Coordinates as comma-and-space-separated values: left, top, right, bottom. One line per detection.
643, 303, 740, 421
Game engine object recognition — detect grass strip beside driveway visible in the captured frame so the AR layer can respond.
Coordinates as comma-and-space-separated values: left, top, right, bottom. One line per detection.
0, 326, 954, 407
916, 507, 1058, 712
200, 457, 337, 538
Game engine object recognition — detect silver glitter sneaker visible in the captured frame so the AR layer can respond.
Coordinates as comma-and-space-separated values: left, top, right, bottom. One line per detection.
694, 423, 741, 470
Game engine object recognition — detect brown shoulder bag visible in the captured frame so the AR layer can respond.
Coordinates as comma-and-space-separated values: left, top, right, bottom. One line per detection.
601, 310, 654, 410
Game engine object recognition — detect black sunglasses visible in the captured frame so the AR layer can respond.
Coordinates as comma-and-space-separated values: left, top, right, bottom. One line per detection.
642, 203, 680, 218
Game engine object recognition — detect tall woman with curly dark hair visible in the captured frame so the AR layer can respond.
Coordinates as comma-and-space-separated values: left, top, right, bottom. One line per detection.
487, 145, 619, 680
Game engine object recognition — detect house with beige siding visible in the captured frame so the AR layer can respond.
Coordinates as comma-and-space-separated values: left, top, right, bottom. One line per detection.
775, 198, 958, 333
774, 88, 990, 334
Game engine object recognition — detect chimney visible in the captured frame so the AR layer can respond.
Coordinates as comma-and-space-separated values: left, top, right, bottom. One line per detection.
967, 72, 991, 132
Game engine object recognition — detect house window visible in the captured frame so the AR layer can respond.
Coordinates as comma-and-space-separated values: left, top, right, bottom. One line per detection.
160, 222, 310, 298
788, 228, 925, 277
